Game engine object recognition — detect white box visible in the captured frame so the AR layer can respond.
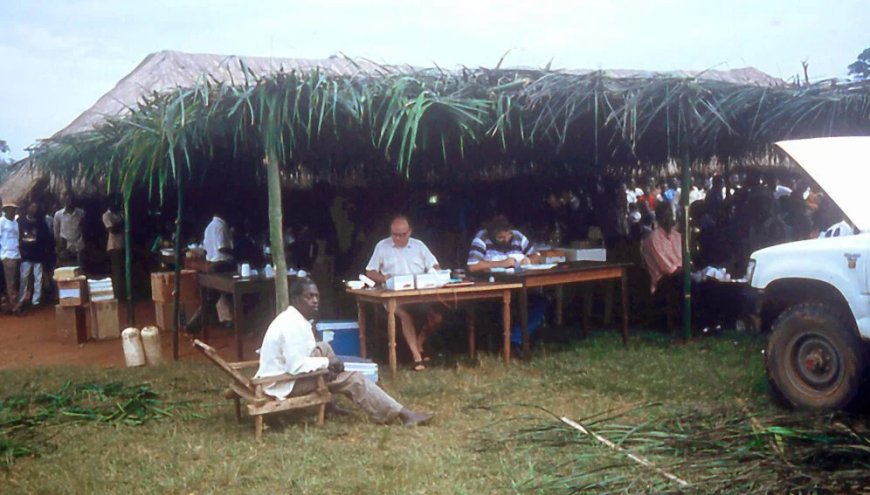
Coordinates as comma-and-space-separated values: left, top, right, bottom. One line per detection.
386, 275, 415, 291
339, 356, 378, 383
414, 273, 446, 289
563, 248, 607, 262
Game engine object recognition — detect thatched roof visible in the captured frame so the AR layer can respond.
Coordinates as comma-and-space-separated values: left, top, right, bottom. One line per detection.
6, 50, 870, 204
52, 51, 403, 139
54, 50, 783, 140
1, 50, 789, 203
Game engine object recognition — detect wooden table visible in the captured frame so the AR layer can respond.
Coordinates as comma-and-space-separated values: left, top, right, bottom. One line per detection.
199, 273, 295, 360
482, 261, 633, 356
348, 282, 523, 377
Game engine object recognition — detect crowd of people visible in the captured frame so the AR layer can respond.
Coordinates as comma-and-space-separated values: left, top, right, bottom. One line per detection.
2, 167, 854, 427
0, 192, 125, 315
2, 168, 851, 340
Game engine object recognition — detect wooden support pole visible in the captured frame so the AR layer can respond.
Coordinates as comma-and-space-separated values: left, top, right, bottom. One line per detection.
172, 173, 183, 361
681, 111, 693, 342
265, 154, 289, 313
124, 197, 134, 328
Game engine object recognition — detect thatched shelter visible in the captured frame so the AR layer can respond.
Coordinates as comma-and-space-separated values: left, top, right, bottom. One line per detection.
5, 49, 868, 351
0, 50, 822, 204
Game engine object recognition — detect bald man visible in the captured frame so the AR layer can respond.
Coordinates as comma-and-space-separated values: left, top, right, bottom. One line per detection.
365, 216, 442, 370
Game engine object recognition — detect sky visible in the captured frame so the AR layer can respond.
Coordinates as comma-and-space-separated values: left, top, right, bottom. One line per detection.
1, 0, 868, 159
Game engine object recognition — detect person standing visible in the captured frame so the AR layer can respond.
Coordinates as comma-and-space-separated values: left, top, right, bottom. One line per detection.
186, 211, 236, 332
53, 193, 86, 269
1, 202, 22, 314
102, 202, 125, 300
365, 216, 442, 370
18, 203, 52, 308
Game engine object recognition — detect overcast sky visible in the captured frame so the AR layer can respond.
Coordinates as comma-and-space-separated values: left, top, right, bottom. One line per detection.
1, 0, 867, 159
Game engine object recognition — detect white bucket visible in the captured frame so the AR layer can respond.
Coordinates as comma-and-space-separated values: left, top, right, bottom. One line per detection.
140, 326, 164, 365
121, 328, 146, 367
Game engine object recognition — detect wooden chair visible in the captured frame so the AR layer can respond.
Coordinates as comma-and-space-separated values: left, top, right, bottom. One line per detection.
193, 339, 332, 441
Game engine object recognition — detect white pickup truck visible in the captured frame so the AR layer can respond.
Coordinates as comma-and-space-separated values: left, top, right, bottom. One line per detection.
748, 137, 870, 410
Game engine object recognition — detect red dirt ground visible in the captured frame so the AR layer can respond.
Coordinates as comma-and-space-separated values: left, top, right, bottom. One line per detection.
0, 302, 263, 369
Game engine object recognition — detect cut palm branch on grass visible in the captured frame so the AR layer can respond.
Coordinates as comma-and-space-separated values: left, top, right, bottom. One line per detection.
0, 381, 199, 468
481, 403, 870, 493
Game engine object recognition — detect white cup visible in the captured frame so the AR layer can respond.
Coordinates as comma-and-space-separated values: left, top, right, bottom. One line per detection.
240, 263, 251, 277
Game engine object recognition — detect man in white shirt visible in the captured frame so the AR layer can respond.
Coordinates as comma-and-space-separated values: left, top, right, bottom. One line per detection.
188, 212, 236, 332
256, 277, 434, 426
53, 193, 86, 269
1, 203, 22, 314
365, 216, 441, 370
102, 202, 125, 300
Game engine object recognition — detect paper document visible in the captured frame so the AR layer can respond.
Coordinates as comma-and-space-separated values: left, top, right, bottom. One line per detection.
523, 263, 557, 270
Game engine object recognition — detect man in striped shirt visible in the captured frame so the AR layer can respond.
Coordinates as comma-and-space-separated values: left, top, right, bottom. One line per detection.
466, 215, 544, 356
467, 215, 540, 272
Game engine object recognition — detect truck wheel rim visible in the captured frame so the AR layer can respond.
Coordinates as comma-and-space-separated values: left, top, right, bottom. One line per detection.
788, 333, 842, 393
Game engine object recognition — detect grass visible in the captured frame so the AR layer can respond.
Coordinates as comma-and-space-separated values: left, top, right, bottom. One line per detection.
0, 330, 770, 494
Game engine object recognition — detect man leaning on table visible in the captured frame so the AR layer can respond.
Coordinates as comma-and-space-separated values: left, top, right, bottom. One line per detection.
466, 215, 545, 357
256, 277, 434, 426
365, 215, 442, 371
186, 210, 235, 333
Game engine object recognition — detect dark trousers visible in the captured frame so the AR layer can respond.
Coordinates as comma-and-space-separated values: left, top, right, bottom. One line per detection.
109, 249, 126, 301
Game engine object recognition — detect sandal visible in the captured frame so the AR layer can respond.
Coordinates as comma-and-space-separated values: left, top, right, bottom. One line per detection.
412, 361, 426, 371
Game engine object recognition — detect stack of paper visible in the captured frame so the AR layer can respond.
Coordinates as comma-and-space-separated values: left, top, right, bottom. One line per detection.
88, 278, 115, 302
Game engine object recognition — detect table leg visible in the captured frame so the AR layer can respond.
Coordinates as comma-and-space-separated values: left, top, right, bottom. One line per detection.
582, 285, 592, 339
621, 270, 630, 347
521, 287, 530, 360
387, 299, 397, 378
604, 280, 615, 325
234, 287, 243, 361
467, 305, 476, 359
555, 285, 564, 326
502, 290, 511, 364
201, 284, 209, 344
357, 299, 367, 359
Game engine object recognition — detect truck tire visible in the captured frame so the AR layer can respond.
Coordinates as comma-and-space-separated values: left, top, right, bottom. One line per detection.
767, 303, 866, 410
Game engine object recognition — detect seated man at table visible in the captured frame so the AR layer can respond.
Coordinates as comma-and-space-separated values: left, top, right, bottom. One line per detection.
365, 215, 442, 371
467, 215, 545, 356
641, 201, 695, 331
256, 277, 434, 426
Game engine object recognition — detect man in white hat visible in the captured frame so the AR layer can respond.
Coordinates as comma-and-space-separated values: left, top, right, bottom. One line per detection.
1, 202, 22, 314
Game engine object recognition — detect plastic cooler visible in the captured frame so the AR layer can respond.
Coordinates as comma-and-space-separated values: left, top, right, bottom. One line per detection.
338, 356, 378, 383
316, 320, 361, 357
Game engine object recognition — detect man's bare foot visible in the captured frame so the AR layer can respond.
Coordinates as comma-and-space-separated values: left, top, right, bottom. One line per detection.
399, 408, 434, 426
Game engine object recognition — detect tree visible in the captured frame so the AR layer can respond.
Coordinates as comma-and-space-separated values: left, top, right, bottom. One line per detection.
848, 47, 870, 81
0, 139, 13, 183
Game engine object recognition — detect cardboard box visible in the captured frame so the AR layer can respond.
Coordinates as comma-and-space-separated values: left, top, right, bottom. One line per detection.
56, 305, 88, 344
385, 274, 415, 291
563, 248, 607, 262
183, 257, 210, 273
539, 250, 567, 264
151, 270, 200, 303
154, 300, 198, 332
58, 276, 88, 306
415, 272, 450, 289
53, 266, 82, 281
88, 300, 120, 340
